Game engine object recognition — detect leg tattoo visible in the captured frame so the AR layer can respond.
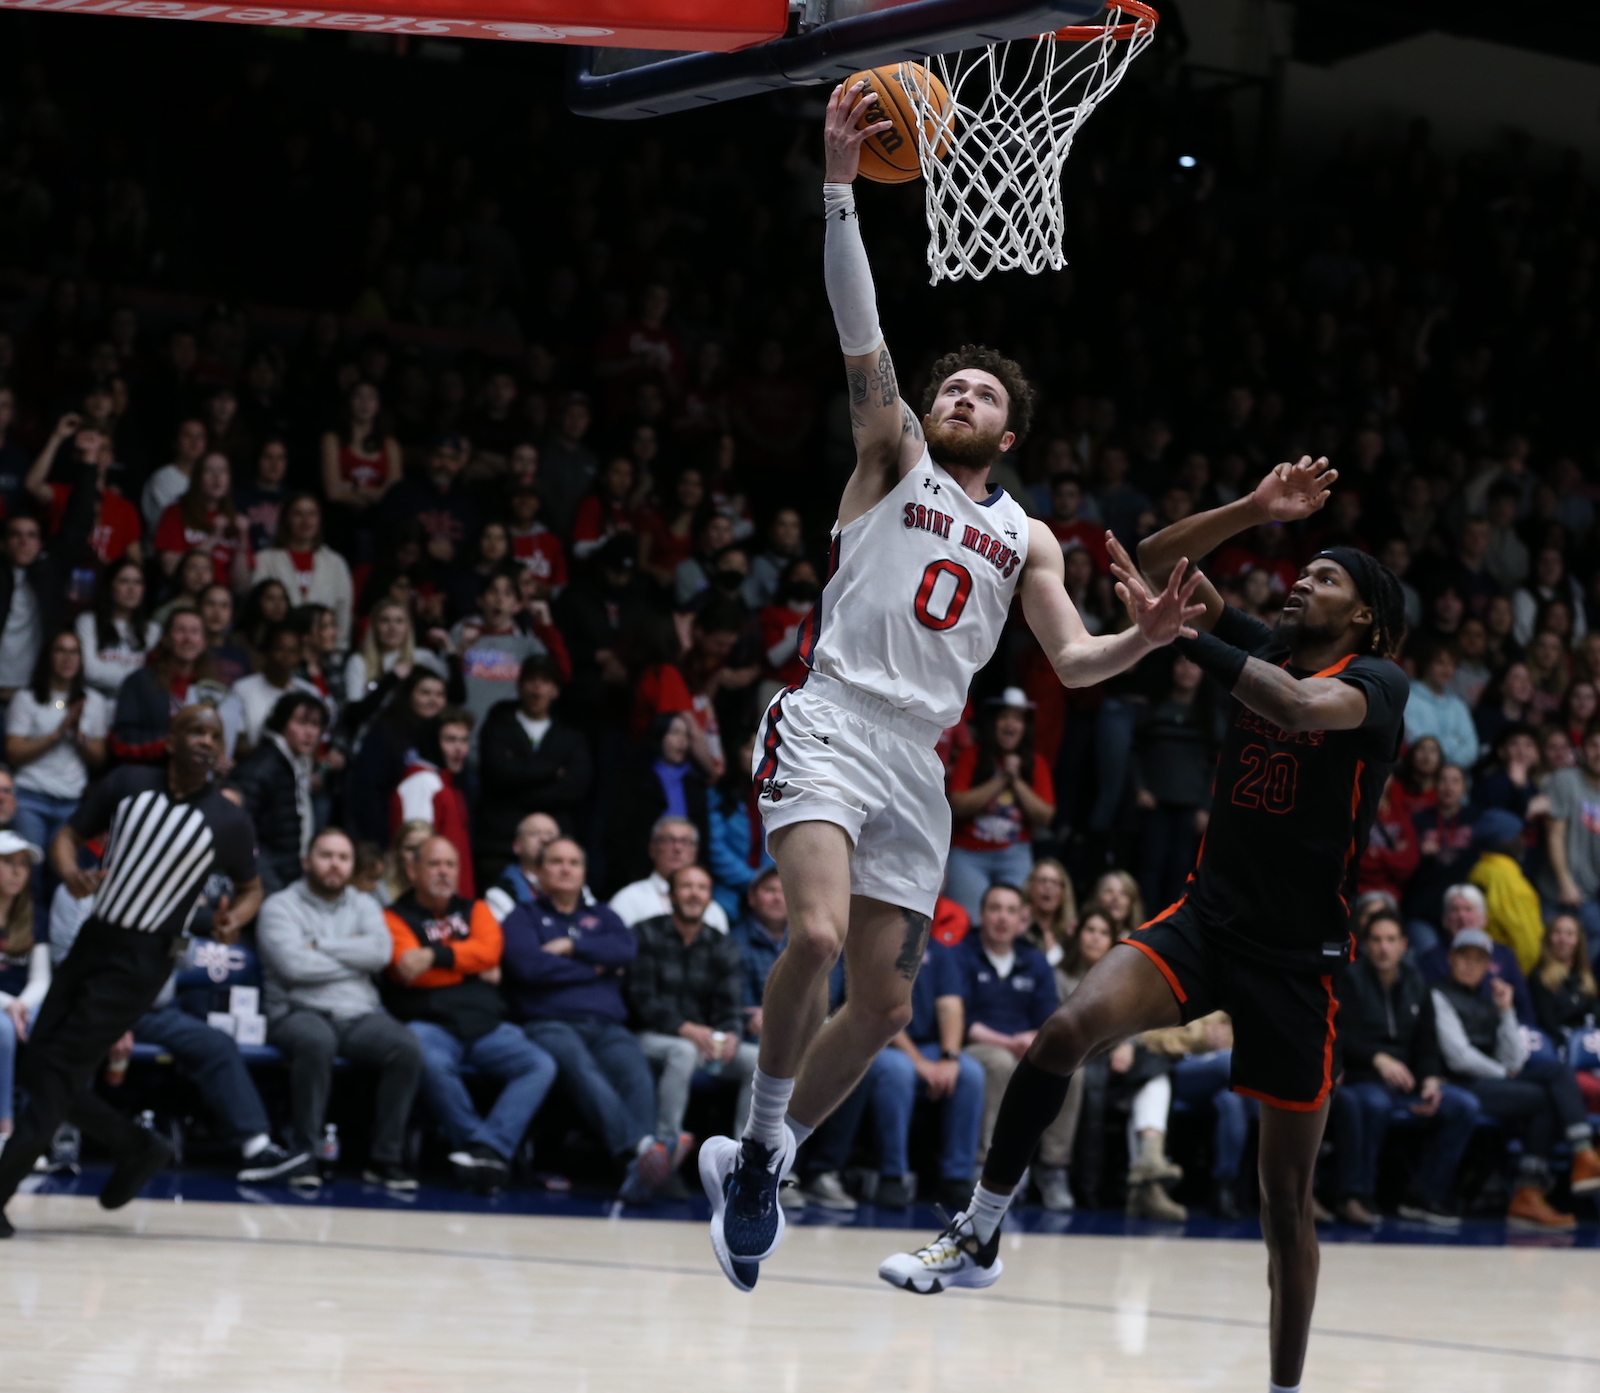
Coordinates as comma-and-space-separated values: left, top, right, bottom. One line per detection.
894, 910, 931, 981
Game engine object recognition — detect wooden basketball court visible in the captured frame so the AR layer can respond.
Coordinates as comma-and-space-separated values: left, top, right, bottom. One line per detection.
2, 1193, 1595, 1391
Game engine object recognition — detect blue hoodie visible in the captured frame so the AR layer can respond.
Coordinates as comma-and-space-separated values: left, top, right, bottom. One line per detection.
500, 893, 637, 1023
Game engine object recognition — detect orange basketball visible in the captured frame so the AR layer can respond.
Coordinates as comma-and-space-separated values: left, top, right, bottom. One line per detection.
846, 63, 953, 185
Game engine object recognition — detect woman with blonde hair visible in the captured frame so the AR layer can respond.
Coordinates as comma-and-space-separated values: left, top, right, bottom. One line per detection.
1022, 859, 1077, 964
378, 820, 435, 906
345, 599, 447, 705
1088, 869, 1145, 939
0, 834, 48, 1147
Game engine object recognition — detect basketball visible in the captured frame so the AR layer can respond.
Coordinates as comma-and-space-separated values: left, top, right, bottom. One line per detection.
845, 62, 952, 184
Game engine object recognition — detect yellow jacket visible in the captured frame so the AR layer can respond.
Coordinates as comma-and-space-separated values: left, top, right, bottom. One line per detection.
1468, 852, 1543, 974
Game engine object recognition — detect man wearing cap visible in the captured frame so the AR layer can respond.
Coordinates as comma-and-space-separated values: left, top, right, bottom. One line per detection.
944, 688, 1055, 921
890, 458, 1412, 1393
1416, 884, 1535, 1025
1432, 925, 1600, 1228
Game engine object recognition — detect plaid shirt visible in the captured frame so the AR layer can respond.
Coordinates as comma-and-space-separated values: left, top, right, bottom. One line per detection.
626, 914, 744, 1035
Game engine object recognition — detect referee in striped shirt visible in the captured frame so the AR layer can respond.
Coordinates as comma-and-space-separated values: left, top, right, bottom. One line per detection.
0, 705, 261, 1236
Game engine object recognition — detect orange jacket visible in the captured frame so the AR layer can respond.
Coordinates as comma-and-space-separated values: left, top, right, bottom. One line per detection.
384, 893, 502, 989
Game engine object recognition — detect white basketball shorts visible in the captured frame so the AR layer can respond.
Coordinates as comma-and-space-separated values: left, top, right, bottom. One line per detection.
751, 670, 950, 918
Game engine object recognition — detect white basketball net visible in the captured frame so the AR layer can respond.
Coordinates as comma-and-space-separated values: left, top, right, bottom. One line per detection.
907, 4, 1158, 284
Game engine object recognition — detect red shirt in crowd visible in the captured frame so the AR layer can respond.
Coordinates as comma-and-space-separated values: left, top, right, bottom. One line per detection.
947, 744, 1055, 852
510, 524, 567, 588
758, 604, 809, 689
1047, 518, 1109, 572
154, 503, 250, 584
47, 483, 141, 565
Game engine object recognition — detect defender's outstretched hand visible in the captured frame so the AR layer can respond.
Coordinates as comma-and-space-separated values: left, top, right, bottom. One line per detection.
1253, 455, 1337, 522
1106, 534, 1207, 645
823, 80, 893, 184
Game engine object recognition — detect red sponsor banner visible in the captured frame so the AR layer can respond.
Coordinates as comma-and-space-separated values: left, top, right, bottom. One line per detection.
0, 0, 787, 49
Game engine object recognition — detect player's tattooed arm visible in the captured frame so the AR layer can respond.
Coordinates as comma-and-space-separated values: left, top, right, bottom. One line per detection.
868, 348, 897, 408
894, 909, 931, 981
1230, 657, 1372, 734
900, 401, 924, 443
847, 365, 870, 441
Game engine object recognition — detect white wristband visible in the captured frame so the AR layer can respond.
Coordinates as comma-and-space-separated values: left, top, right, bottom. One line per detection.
823, 183, 884, 358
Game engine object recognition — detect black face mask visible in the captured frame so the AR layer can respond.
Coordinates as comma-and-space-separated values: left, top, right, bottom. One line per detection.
713, 569, 745, 593
787, 581, 820, 605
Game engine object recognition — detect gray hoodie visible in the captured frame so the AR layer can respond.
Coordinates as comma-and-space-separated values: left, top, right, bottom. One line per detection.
257, 880, 392, 1022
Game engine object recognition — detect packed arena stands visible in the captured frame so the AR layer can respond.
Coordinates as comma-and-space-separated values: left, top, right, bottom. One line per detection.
0, 13, 1597, 1226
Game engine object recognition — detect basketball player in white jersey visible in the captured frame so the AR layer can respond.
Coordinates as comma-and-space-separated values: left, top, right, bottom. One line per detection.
699, 82, 1205, 1290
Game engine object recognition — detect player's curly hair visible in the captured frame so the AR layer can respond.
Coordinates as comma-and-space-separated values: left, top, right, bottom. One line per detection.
922, 345, 1035, 443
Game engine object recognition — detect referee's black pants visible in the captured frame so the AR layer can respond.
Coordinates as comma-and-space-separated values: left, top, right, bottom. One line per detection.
0, 922, 178, 1207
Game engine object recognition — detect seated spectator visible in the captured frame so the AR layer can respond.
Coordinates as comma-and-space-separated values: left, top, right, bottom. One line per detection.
868, 933, 983, 1212
1537, 720, 1600, 945
153, 549, 215, 627
1528, 913, 1599, 1045
745, 507, 805, 611
945, 690, 1055, 920
1472, 723, 1543, 820
233, 692, 325, 891
1087, 870, 1144, 941
609, 814, 730, 933
484, 812, 564, 922
234, 436, 290, 555
446, 569, 570, 735
1432, 927, 1600, 1230
237, 577, 291, 669
506, 480, 566, 598
77, 557, 159, 697
1131, 656, 1219, 915
253, 494, 354, 651
154, 451, 252, 591
627, 864, 757, 1140
232, 623, 317, 752
1467, 809, 1543, 973
1417, 883, 1535, 1024
320, 382, 402, 532
200, 584, 252, 688
728, 865, 793, 1046
257, 828, 423, 1191
1331, 911, 1479, 1227
1143, 1011, 1258, 1219
475, 656, 590, 891
0, 833, 50, 1149
707, 732, 772, 922
381, 836, 557, 1190
1021, 858, 1076, 966
48, 861, 310, 1186
952, 884, 1062, 1167
377, 818, 433, 908
391, 706, 475, 896
345, 668, 448, 847
1404, 764, 1476, 940
500, 837, 690, 1202
1475, 664, 1537, 754
670, 510, 735, 608
345, 598, 447, 707
1404, 643, 1480, 770
110, 609, 233, 766
1358, 776, 1419, 905
6, 631, 107, 870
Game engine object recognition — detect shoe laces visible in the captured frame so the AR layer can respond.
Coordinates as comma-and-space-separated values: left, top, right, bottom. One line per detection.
914, 1212, 977, 1267
727, 1140, 779, 1214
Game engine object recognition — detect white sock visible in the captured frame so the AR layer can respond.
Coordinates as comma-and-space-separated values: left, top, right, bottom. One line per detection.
786, 1115, 815, 1146
967, 1182, 1015, 1244
743, 1068, 795, 1150
240, 1133, 272, 1160
1269, 1383, 1301, 1393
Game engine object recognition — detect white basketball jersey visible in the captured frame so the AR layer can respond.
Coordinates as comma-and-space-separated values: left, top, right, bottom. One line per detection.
799, 450, 1031, 730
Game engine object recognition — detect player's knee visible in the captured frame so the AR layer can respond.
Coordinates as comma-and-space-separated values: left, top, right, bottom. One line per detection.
1258, 1176, 1316, 1244
785, 919, 846, 973
1030, 1009, 1091, 1074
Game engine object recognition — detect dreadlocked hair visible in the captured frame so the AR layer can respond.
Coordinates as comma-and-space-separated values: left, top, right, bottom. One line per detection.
1368, 563, 1408, 659
922, 345, 1035, 443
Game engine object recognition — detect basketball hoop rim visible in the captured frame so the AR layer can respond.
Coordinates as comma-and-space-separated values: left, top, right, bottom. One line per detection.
1050, 0, 1157, 43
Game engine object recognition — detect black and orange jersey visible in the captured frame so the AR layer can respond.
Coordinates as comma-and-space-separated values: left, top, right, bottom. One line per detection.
1180, 606, 1409, 971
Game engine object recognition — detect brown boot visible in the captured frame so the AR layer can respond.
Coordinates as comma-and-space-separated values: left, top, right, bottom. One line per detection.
1334, 1197, 1381, 1227
1127, 1180, 1188, 1222
1507, 1186, 1576, 1231
1571, 1146, 1600, 1195
1126, 1131, 1183, 1186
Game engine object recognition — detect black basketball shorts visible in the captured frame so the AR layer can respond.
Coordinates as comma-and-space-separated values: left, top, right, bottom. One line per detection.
1122, 899, 1342, 1111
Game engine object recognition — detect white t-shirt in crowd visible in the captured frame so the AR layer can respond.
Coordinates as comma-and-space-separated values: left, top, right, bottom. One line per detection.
76, 612, 162, 695
0, 569, 40, 691
515, 712, 552, 748
609, 871, 730, 934
141, 463, 191, 532
343, 648, 448, 704
6, 687, 110, 799
232, 672, 319, 748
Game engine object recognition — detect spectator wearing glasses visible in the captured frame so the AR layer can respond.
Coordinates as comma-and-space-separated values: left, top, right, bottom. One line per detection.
609, 814, 730, 934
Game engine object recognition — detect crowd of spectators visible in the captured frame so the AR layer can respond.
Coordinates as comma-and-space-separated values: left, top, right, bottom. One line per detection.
0, 23, 1597, 1222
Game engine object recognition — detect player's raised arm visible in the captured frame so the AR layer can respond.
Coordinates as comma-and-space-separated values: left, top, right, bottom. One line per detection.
1134, 455, 1338, 632
1018, 519, 1205, 688
822, 83, 924, 517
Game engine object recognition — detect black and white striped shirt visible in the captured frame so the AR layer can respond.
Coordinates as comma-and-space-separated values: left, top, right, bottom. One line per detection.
70, 766, 257, 939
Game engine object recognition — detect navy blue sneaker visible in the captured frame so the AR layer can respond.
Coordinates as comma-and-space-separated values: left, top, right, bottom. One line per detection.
701, 1129, 797, 1288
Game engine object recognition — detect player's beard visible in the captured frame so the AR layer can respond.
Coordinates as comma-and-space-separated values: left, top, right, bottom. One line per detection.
925, 415, 1006, 471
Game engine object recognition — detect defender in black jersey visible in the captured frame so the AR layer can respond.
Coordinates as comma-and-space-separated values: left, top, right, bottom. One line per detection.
0, 706, 261, 1236
883, 457, 1405, 1393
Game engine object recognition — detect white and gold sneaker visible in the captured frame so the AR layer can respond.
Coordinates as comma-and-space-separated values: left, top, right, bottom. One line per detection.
878, 1211, 1003, 1294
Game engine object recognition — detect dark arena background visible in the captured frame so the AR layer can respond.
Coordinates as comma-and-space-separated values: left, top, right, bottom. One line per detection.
0, 2, 1599, 1388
